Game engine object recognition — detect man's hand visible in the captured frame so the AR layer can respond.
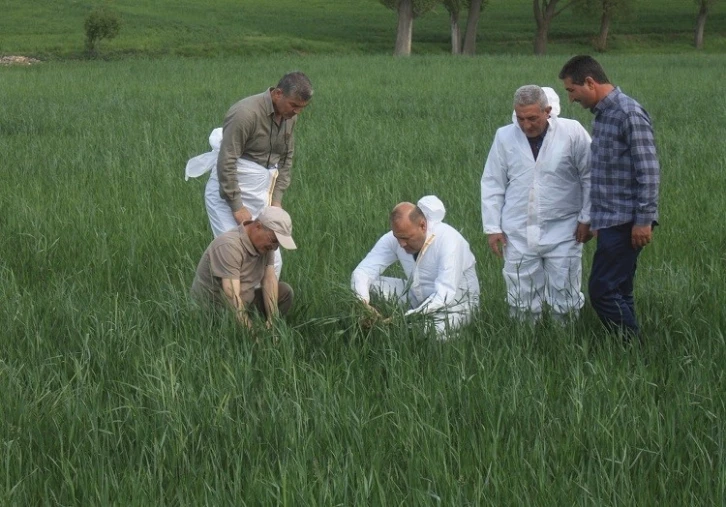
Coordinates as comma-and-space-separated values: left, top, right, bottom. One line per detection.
237, 311, 253, 330
487, 233, 507, 258
359, 301, 391, 329
631, 224, 653, 249
575, 222, 593, 244
233, 207, 252, 225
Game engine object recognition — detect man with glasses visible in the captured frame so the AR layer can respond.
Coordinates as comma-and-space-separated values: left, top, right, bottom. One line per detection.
190, 207, 297, 331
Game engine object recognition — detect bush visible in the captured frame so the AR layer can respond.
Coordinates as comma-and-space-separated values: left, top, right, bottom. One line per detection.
84, 6, 121, 55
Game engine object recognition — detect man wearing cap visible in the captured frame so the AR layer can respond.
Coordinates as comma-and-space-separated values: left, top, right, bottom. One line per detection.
185, 71, 313, 279
481, 85, 592, 325
190, 207, 297, 329
351, 196, 480, 339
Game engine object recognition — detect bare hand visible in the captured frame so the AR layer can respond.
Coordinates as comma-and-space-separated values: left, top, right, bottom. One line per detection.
237, 311, 253, 330
487, 233, 507, 258
575, 222, 593, 244
360, 301, 387, 329
631, 224, 653, 249
233, 207, 252, 225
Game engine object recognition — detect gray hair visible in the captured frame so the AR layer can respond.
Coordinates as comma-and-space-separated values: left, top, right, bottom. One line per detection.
276, 71, 313, 101
513, 85, 548, 110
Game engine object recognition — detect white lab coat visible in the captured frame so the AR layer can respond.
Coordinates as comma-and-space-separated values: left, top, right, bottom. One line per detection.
481, 114, 591, 317
352, 221, 480, 338
185, 128, 282, 277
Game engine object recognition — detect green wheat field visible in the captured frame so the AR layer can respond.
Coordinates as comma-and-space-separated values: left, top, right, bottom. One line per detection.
2, 0, 726, 504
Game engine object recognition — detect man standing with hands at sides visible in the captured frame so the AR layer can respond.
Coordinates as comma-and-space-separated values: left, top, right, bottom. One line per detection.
481, 86, 592, 325
559, 55, 660, 338
204, 71, 312, 277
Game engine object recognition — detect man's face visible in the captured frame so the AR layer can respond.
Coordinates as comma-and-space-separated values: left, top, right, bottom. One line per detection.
562, 77, 598, 109
271, 89, 309, 120
514, 104, 551, 138
392, 217, 427, 255
250, 224, 280, 254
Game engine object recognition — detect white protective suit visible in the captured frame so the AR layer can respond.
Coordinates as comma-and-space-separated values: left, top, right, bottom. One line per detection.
351, 196, 480, 338
481, 88, 591, 320
185, 128, 283, 277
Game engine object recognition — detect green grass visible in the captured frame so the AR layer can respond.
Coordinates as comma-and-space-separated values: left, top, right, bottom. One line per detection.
1, 53, 726, 504
1, 0, 725, 58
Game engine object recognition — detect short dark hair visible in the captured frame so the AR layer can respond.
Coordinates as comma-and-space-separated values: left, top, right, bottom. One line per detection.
276, 71, 313, 101
559, 55, 610, 85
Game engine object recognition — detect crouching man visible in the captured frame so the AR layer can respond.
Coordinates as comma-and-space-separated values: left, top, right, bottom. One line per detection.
351, 196, 480, 339
190, 207, 297, 329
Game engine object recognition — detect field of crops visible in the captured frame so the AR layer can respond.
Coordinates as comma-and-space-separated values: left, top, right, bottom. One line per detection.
1, 51, 725, 503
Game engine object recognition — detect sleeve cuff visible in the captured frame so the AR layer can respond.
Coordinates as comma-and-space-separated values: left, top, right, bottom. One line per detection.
229, 198, 244, 213
634, 213, 657, 226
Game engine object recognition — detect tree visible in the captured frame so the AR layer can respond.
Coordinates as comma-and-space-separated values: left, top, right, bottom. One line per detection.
442, 0, 490, 55
442, 0, 464, 54
694, 0, 716, 49
84, 5, 121, 56
380, 0, 438, 56
462, 0, 489, 55
533, 0, 582, 55
573, 0, 635, 52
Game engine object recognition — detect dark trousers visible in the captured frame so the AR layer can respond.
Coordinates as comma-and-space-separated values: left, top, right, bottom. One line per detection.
251, 282, 294, 317
588, 223, 641, 336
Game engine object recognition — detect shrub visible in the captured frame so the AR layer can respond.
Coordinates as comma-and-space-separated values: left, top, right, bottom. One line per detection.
84, 6, 121, 55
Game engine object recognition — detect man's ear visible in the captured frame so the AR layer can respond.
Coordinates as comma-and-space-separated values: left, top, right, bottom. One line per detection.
584, 76, 597, 89
545, 106, 552, 115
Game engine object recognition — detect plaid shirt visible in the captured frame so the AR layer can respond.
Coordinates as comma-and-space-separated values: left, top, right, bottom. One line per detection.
590, 87, 660, 230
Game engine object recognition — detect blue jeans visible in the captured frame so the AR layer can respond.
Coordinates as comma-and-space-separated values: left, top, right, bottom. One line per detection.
588, 223, 642, 336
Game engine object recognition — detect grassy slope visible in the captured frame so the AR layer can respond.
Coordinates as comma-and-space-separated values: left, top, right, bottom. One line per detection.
1, 0, 725, 57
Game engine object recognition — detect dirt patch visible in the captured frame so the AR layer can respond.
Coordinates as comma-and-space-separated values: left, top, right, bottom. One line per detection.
0, 56, 42, 66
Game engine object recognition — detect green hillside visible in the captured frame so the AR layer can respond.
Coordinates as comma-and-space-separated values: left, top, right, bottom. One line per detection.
1, 0, 725, 58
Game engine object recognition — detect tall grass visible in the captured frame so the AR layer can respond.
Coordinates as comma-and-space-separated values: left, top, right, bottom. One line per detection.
1, 54, 725, 504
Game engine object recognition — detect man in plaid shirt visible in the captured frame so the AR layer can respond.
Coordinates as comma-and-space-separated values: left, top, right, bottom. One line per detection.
559, 55, 660, 337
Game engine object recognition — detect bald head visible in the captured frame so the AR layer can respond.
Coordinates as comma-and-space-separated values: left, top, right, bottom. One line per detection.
390, 202, 427, 254
390, 202, 425, 226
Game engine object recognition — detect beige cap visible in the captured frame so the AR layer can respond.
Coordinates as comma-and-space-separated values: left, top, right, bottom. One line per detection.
258, 207, 297, 250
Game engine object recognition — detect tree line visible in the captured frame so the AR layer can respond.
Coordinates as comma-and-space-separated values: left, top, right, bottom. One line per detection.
382, 0, 719, 55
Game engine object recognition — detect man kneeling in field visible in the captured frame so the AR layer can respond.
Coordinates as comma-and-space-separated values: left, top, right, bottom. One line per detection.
351, 196, 480, 339
191, 207, 296, 330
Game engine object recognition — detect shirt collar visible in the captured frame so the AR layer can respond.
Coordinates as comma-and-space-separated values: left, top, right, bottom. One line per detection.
592, 86, 621, 114
237, 225, 261, 258
263, 87, 276, 118
530, 122, 549, 142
